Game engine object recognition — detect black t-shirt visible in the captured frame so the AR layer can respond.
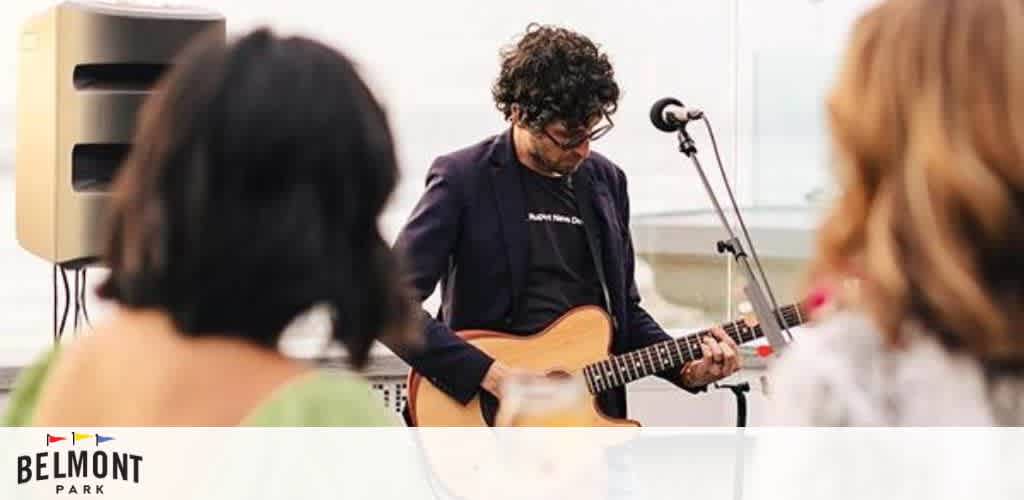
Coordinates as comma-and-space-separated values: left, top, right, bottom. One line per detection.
508, 167, 605, 334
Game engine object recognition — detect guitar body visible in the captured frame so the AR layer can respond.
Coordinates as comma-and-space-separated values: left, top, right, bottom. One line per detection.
407, 306, 640, 427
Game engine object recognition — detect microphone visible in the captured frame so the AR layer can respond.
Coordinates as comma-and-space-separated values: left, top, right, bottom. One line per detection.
650, 97, 704, 132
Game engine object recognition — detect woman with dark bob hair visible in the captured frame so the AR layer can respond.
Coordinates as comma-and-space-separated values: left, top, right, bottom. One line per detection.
3, 28, 415, 426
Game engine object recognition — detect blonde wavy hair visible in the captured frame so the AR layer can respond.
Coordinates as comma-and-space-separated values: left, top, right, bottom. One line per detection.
814, 0, 1024, 366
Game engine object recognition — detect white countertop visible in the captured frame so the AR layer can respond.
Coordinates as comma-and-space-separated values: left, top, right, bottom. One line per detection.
631, 205, 823, 259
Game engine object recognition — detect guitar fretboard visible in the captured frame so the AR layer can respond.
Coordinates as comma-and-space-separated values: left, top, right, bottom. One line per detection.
581, 303, 807, 395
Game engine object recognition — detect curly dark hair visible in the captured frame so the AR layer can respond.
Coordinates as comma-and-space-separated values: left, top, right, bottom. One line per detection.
492, 23, 620, 131
98, 28, 416, 368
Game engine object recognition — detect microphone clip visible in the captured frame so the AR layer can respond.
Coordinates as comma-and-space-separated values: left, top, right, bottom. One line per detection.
650, 97, 700, 156
650, 97, 703, 130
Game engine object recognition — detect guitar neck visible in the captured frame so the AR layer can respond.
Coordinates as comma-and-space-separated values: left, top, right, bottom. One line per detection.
581, 302, 808, 395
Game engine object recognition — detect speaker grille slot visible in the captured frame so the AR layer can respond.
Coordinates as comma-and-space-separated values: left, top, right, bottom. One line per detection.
72, 143, 130, 192
73, 63, 169, 91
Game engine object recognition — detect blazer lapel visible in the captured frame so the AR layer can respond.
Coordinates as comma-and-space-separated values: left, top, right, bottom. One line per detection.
488, 130, 529, 299
573, 168, 615, 323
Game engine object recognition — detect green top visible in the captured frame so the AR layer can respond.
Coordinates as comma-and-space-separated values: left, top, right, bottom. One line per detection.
2, 349, 396, 427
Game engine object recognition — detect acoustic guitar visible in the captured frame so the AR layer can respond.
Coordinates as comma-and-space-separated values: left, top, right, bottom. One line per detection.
407, 301, 808, 426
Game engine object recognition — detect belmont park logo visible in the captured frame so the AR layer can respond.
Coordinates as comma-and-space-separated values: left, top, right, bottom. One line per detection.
16, 433, 143, 495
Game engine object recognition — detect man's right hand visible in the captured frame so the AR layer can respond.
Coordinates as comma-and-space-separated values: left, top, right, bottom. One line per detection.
481, 361, 529, 398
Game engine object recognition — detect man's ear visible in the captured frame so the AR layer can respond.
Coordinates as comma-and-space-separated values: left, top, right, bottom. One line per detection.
509, 104, 521, 125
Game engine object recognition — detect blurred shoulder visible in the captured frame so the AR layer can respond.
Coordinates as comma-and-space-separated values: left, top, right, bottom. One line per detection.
1, 347, 61, 426
243, 371, 397, 427
766, 311, 892, 425
781, 310, 887, 368
767, 310, 1006, 425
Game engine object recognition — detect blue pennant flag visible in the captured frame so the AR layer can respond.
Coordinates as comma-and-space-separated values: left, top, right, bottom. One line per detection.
96, 434, 115, 445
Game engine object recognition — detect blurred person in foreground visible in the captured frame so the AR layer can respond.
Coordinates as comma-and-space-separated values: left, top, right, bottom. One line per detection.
769, 0, 1024, 425
2, 28, 414, 426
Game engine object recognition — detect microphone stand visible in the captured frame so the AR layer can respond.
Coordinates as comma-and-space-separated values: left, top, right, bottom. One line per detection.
671, 122, 791, 354
684, 119, 778, 500
715, 381, 751, 427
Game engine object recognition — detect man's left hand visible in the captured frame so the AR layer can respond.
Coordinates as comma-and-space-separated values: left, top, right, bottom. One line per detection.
680, 326, 741, 388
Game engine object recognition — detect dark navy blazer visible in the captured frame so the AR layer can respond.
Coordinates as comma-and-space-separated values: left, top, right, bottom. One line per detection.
393, 129, 701, 420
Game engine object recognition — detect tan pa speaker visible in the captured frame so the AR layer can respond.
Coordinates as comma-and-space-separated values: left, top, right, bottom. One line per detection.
15, 1, 224, 267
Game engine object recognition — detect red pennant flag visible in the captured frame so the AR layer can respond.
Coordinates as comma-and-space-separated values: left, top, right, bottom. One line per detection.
47, 434, 66, 445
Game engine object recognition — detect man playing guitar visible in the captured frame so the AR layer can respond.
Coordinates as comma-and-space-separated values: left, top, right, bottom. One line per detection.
392, 24, 740, 424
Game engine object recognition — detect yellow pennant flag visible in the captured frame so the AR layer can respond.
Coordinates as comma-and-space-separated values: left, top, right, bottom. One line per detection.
73, 432, 94, 444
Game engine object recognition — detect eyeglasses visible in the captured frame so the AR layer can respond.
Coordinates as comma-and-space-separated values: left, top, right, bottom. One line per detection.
539, 112, 614, 150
